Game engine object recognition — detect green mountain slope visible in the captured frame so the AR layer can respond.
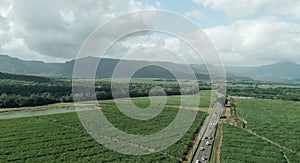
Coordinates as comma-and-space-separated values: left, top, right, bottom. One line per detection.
0, 55, 210, 80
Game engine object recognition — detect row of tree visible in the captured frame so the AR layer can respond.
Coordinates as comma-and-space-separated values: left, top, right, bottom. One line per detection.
227, 86, 300, 101
0, 79, 204, 108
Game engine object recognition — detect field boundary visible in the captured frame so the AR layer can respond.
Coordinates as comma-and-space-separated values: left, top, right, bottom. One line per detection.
243, 127, 294, 152
211, 123, 223, 163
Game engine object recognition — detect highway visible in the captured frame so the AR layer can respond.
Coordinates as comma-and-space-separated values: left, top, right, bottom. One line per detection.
192, 100, 223, 163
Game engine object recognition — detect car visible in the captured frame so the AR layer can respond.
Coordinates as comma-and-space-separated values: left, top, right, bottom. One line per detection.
205, 136, 213, 140
201, 156, 207, 161
200, 146, 205, 151
195, 159, 200, 163
206, 141, 211, 146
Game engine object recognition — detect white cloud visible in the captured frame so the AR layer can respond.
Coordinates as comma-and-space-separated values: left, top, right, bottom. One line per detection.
1, 38, 68, 62
104, 32, 203, 64
0, 0, 13, 18
185, 10, 203, 20
1, 0, 299, 67
204, 17, 300, 65
193, 0, 300, 18
60, 10, 75, 24
0, 0, 157, 62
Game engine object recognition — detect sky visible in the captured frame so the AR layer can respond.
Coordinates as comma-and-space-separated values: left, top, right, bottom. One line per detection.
0, 0, 300, 66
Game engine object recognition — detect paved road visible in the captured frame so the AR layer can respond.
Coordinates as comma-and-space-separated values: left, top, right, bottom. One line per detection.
192, 101, 223, 163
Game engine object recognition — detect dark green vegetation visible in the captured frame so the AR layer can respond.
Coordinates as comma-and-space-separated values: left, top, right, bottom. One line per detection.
0, 102, 206, 162
220, 99, 300, 162
0, 72, 51, 82
0, 71, 211, 108
220, 124, 286, 162
0, 76, 72, 108
227, 81, 300, 101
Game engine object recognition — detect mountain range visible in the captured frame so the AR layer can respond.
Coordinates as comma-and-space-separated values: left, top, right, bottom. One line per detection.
0, 55, 210, 80
1, 54, 299, 82
226, 61, 300, 81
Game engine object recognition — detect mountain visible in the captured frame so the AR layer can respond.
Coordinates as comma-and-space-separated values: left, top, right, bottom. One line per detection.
254, 61, 300, 79
225, 66, 256, 75
0, 55, 211, 80
226, 61, 300, 81
0, 55, 64, 76
5, 54, 298, 82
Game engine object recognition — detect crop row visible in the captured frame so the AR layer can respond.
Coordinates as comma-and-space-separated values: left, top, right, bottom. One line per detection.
0, 105, 206, 162
220, 124, 286, 163
236, 99, 300, 154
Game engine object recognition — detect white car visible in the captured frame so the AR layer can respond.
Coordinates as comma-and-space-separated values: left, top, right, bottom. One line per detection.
200, 146, 205, 151
206, 141, 211, 146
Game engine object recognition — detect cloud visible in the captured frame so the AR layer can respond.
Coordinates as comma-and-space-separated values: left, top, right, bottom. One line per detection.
104, 32, 203, 64
0, 0, 157, 62
204, 17, 300, 65
185, 10, 203, 20
1, 0, 299, 67
0, 0, 13, 18
60, 10, 75, 24
1, 37, 68, 62
193, 0, 300, 18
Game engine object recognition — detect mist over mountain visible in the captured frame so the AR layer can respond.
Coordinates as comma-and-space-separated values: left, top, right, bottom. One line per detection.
226, 61, 300, 81
253, 61, 300, 79
0, 55, 211, 80
2, 54, 298, 82
0, 55, 65, 76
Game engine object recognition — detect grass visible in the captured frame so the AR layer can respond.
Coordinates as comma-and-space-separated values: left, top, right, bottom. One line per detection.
99, 90, 212, 108
0, 90, 212, 113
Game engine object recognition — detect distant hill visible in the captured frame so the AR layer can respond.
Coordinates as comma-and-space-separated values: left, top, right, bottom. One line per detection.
0, 55, 64, 76
253, 61, 300, 80
0, 54, 211, 80
3, 55, 299, 82
226, 61, 300, 81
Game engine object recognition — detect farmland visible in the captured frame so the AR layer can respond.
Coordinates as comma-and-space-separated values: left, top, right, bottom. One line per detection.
0, 95, 208, 162
220, 124, 286, 162
220, 98, 300, 162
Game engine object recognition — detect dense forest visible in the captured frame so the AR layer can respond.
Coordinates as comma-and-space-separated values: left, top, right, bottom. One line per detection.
2, 72, 300, 108
0, 72, 52, 82
0, 72, 211, 108
227, 81, 300, 101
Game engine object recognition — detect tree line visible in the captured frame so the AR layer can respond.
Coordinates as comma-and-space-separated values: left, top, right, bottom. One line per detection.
0, 78, 208, 108
227, 86, 300, 101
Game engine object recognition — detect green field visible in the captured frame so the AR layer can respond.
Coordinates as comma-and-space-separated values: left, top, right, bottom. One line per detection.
0, 95, 208, 162
0, 90, 212, 114
220, 98, 300, 162
220, 124, 286, 163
